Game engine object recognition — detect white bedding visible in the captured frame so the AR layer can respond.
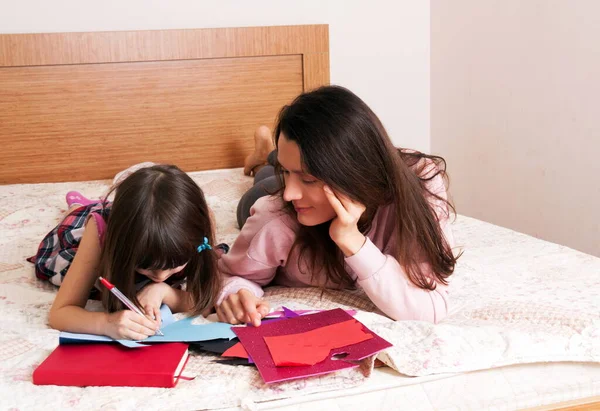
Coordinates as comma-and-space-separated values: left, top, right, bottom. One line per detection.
1, 167, 599, 410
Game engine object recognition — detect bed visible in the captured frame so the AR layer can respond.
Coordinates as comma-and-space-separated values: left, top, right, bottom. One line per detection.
1, 25, 599, 411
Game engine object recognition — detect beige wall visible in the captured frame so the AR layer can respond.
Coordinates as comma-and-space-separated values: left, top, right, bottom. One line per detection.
0, 0, 431, 152
431, 1, 600, 257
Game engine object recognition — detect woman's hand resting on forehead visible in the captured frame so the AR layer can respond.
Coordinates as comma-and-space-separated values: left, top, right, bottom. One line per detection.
323, 185, 367, 257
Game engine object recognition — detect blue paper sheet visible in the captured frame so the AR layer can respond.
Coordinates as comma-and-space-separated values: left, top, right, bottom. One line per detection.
141, 316, 236, 344
58, 305, 235, 348
59, 304, 175, 347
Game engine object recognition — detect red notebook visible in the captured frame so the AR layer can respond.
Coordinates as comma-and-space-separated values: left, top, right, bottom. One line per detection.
33, 342, 190, 388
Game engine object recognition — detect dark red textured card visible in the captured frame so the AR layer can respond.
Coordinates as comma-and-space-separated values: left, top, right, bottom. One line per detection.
233, 308, 392, 383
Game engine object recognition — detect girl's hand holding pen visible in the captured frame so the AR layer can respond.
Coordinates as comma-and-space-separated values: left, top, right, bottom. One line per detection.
103, 310, 160, 340
99, 276, 163, 340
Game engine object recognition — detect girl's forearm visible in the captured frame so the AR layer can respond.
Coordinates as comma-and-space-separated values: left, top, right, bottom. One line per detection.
48, 306, 108, 335
162, 287, 194, 313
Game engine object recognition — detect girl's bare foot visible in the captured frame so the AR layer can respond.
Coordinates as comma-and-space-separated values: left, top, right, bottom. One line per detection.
244, 125, 275, 176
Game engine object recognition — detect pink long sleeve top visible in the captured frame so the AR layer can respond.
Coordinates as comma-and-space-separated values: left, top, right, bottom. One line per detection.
218, 164, 455, 323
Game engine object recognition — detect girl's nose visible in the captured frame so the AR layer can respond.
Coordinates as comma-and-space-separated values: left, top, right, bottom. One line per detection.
154, 270, 171, 282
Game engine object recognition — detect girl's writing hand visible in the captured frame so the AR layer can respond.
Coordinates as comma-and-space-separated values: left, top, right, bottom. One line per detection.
323, 185, 367, 256
137, 282, 171, 327
104, 310, 159, 340
216, 289, 270, 327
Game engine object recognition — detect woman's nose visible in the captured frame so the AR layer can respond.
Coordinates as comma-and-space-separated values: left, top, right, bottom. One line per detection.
283, 179, 302, 201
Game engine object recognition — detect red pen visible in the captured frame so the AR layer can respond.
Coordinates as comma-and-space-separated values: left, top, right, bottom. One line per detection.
99, 276, 164, 336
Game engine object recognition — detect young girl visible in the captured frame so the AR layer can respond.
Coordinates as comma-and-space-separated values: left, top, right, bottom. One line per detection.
217, 86, 459, 326
31, 164, 220, 340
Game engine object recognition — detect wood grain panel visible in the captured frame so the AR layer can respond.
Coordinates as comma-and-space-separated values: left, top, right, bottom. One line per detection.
0, 25, 329, 67
303, 52, 330, 91
0, 25, 329, 184
0, 55, 303, 183
522, 396, 600, 411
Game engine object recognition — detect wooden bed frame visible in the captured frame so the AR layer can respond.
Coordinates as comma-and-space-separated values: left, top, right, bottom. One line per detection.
0, 25, 329, 184
1, 24, 597, 411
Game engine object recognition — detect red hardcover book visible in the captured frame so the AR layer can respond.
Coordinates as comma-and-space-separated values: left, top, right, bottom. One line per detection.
33, 342, 190, 388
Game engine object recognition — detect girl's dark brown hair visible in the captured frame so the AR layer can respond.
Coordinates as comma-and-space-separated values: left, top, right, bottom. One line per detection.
274, 85, 459, 290
98, 165, 220, 314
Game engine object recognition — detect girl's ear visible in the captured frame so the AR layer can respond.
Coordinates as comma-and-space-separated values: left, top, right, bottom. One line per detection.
209, 208, 216, 230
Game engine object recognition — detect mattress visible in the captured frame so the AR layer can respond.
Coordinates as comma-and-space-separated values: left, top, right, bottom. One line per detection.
1, 167, 599, 410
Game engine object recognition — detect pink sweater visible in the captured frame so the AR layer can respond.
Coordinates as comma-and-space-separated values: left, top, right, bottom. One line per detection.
218, 168, 455, 323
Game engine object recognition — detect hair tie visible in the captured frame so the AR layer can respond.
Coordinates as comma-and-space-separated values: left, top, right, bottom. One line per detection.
197, 237, 212, 253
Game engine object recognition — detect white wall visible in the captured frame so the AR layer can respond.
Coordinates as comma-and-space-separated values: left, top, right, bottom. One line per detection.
431, 0, 600, 257
0, 0, 431, 152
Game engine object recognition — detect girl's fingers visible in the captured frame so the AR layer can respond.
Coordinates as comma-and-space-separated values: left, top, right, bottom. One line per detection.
127, 310, 159, 332
143, 305, 155, 320
153, 306, 162, 326
125, 331, 150, 341
125, 318, 156, 337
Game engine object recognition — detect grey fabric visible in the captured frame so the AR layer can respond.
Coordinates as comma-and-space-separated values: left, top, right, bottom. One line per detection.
236, 151, 281, 228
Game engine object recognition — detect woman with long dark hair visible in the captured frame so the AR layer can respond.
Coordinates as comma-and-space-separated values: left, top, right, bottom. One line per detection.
217, 85, 459, 325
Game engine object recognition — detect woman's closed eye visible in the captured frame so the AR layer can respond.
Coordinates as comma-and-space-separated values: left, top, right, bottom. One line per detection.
281, 166, 317, 184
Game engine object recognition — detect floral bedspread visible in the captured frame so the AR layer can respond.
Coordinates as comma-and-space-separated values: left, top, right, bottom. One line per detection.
1, 167, 599, 410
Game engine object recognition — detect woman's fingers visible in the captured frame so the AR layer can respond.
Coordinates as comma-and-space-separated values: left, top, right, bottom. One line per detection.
323, 185, 349, 218
219, 299, 240, 325
324, 185, 366, 219
330, 187, 366, 217
228, 293, 249, 323
216, 291, 269, 326
238, 289, 261, 326
256, 300, 270, 318
216, 305, 226, 323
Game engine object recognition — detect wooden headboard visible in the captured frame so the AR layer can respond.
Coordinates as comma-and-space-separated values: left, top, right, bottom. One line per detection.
0, 25, 329, 184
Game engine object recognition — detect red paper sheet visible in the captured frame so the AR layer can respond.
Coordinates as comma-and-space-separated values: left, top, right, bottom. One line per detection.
222, 342, 249, 359
263, 319, 373, 366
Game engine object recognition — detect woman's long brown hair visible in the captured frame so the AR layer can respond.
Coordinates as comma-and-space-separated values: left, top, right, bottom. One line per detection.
273, 86, 459, 290
98, 165, 220, 314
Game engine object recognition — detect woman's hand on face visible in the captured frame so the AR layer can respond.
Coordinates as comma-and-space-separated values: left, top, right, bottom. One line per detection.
323, 185, 367, 257
216, 289, 270, 327
104, 310, 160, 340
136, 282, 171, 327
